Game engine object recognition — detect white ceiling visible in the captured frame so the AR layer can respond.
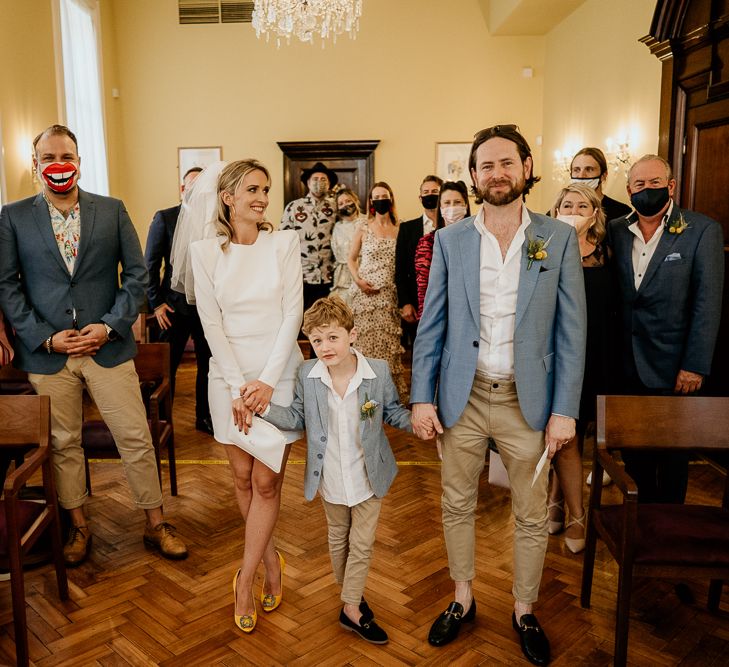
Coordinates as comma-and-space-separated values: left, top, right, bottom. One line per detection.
478, 0, 588, 35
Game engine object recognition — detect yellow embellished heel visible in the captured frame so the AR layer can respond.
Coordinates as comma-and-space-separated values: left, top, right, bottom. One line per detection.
233, 569, 257, 633
261, 550, 285, 612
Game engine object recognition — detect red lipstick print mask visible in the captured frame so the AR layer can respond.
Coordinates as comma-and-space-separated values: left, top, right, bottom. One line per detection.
39, 162, 79, 193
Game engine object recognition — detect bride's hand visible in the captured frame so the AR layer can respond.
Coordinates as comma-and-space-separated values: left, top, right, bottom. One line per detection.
240, 380, 274, 414
232, 398, 253, 433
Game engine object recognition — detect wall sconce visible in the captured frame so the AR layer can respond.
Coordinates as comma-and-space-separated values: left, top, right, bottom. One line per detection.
606, 136, 632, 177
552, 149, 573, 182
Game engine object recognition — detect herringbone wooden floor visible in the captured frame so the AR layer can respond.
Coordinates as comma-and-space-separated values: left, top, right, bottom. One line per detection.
1, 354, 728, 666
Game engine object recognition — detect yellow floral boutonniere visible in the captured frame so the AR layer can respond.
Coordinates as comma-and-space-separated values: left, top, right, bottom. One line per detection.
526, 233, 554, 270
360, 393, 379, 422
666, 212, 689, 235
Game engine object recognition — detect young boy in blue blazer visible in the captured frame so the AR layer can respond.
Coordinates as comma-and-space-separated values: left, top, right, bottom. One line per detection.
264, 296, 412, 644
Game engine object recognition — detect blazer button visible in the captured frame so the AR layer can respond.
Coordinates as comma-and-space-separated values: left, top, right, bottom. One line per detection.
317, 453, 323, 459
473, 340, 479, 347
320, 436, 326, 442
65, 309, 72, 315
313, 470, 319, 476
70, 281, 77, 287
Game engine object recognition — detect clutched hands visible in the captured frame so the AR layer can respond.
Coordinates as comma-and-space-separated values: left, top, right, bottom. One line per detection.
411, 402, 444, 441
240, 380, 274, 415
55, 324, 108, 357
232, 397, 254, 434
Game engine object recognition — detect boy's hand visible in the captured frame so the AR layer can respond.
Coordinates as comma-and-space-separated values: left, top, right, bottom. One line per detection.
240, 380, 274, 414
412, 403, 443, 440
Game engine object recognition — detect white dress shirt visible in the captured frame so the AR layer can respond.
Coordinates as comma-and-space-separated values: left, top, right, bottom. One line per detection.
308, 349, 377, 507
628, 201, 672, 290
473, 205, 531, 378
422, 212, 435, 236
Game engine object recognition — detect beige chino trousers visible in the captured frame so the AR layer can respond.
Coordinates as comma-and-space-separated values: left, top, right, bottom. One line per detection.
321, 496, 382, 606
29, 357, 163, 510
440, 373, 549, 603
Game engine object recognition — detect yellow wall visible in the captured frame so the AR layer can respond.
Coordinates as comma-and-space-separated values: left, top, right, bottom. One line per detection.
541, 0, 661, 209
1, 0, 662, 239
0, 0, 59, 202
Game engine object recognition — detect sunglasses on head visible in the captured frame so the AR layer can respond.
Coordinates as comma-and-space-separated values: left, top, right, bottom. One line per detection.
476, 124, 520, 138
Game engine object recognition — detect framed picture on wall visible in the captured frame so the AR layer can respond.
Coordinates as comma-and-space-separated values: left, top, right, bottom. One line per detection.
435, 142, 471, 184
178, 146, 222, 186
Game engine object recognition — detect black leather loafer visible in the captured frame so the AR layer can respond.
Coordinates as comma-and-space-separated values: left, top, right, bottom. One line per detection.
339, 609, 388, 644
427, 599, 476, 647
512, 612, 550, 665
359, 597, 374, 623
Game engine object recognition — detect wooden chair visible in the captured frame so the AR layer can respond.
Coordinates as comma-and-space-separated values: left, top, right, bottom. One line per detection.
81, 343, 177, 496
0, 395, 68, 667
581, 395, 729, 666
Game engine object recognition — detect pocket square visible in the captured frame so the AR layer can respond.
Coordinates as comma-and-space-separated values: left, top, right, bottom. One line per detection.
664, 252, 682, 262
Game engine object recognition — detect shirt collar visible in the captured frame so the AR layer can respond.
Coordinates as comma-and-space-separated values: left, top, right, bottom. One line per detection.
473, 202, 531, 236
307, 348, 376, 384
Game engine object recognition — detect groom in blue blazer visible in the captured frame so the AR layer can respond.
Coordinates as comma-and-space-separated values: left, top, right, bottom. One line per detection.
411, 126, 586, 665
609, 154, 724, 504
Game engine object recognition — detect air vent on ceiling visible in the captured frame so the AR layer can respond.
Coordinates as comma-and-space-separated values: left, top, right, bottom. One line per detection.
179, 0, 254, 24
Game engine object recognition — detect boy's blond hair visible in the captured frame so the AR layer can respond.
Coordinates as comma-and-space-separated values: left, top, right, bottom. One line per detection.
302, 296, 355, 336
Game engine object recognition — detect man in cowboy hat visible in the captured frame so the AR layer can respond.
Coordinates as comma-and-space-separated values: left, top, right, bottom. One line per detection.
281, 161, 338, 310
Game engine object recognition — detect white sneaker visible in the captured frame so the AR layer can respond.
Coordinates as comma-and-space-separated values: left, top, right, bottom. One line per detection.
586, 470, 612, 486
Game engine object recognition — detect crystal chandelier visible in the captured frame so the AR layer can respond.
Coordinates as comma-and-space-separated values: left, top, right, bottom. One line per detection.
252, 0, 363, 45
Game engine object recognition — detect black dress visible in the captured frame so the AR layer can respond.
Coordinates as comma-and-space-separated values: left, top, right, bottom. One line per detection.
579, 243, 613, 423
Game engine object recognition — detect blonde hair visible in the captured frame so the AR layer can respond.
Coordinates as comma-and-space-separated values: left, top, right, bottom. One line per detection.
302, 296, 355, 336
216, 159, 274, 250
336, 187, 362, 216
551, 182, 606, 246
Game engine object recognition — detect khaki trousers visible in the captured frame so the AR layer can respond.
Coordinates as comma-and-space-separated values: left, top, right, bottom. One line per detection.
321, 496, 382, 605
441, 373, 548, 603
28, 357, 163, 510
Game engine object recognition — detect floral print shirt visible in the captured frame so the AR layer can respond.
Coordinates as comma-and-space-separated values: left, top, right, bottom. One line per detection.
280, 194, 336, 284
45, 196, 80, 273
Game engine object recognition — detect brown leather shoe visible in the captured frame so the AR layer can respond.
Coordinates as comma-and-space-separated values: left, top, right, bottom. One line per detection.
64, 525, 92, 567
143, 522, 188, 560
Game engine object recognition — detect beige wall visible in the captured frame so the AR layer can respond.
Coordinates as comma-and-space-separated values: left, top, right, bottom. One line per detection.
541, 0, 661, 210
0, 0, 662, 239
0, 0, 59, 202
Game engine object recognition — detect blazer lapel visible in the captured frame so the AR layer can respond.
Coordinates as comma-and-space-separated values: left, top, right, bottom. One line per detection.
637, 213, 680, 293
357, 378, 372, 441
458, 220, 481, 328
615, 221, 636, 297
73, 190, 96, 278
313, 377, 329, 434
31, 193, 69, 275
515, 214, 543, 330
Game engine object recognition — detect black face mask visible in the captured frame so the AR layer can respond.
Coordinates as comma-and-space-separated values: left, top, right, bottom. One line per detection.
338, 204, 356, 218
630, 186, 670, 217
421, 194, 439, 210
372, 199, 392, 215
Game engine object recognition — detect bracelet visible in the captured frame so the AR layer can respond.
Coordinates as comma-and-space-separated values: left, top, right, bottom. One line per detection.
45, 334, 54, 355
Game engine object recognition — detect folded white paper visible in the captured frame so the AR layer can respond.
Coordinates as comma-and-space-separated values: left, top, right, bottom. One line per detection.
226, 415, 287, 473
531, 446, 550, 487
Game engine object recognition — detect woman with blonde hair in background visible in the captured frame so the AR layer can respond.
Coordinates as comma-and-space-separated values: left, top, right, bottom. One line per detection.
186, 159, 303, 633
330, 187, 366, 306
348, 181, 408, 401
546, 182, 610, 553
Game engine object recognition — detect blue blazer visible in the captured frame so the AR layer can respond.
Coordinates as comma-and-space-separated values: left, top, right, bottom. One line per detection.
265, 355, 412, 501
411, 210, 587, 432
0, 190, 148, 374
608, 205, 724, 389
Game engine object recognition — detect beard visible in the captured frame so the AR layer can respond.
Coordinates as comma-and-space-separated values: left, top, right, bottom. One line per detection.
477, 174, 526, 206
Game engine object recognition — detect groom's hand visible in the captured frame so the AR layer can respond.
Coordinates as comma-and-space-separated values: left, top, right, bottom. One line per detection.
412, 402, 443, 440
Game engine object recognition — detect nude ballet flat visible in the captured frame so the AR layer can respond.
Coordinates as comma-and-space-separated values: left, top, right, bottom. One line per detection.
547, 499, 565, 535
564, 512, 586, 554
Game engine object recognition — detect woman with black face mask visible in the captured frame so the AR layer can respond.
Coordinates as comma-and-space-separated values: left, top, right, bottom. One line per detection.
330, 188, 366, 307
347, 182, 408, 401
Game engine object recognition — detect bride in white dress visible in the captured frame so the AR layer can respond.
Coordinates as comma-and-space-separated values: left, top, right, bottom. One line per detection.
188, 160, 303, 633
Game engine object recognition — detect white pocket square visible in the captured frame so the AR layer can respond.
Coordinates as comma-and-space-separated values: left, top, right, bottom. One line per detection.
664, 252, 682, 262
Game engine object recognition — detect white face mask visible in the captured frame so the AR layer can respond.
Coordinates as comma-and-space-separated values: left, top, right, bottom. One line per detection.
569, 176, 600, 189
440, 205, 468, 225
557, 213, 593, 235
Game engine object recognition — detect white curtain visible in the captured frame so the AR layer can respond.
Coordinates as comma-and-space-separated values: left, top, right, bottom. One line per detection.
59, 0, 109, 195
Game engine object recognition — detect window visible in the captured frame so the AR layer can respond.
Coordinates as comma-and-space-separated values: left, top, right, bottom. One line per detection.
57, 0, 109, 195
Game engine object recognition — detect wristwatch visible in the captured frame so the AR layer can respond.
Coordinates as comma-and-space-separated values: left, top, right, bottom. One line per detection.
103, 323, 119, 342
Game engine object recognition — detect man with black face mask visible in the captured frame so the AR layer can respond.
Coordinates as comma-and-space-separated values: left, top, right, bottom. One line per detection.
395, 175, 443, 345
608, 154, 724, 503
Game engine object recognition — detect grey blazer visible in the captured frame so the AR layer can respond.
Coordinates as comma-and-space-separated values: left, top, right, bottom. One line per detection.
265, 355, 412, 501
411, 210, 587, 431
608, 205, 724, 388
0, 189, 148, 374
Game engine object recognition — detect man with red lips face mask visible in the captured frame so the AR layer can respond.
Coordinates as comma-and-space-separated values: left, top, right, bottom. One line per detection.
0, 124, 188, 567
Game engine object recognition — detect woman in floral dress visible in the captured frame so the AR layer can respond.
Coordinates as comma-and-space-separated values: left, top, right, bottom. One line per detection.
347, 181, 407, 401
